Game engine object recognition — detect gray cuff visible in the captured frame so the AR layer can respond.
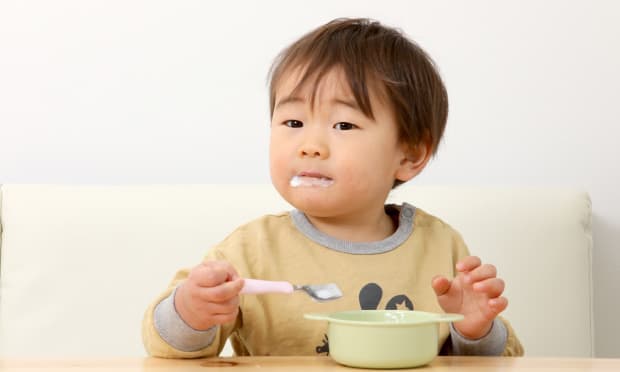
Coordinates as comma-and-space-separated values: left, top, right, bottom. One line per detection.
449, 318, 507, 356
153, 286, 218, 352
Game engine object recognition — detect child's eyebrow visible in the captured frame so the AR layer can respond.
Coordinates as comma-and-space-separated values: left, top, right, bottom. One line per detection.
274, 95, 303, 109
275, 96, 360, 111
330, 98, 360, 110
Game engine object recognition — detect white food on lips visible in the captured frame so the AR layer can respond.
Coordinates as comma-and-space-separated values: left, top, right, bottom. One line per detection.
290, 175, 334, 188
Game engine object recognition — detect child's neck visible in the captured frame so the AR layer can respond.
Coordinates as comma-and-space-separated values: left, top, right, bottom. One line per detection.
305, 207, 397, 242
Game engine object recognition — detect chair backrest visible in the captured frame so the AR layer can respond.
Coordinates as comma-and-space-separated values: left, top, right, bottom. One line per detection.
0, 184, 593, 357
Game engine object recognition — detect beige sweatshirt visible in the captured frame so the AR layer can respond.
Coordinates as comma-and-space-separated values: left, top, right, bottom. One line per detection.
142, 204, 523, 357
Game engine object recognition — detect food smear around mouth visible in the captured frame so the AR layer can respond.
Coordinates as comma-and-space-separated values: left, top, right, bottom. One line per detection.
290, 175, 334, 188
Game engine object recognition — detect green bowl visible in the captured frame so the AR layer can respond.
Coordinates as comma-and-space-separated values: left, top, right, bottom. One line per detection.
305, 310, 463, 369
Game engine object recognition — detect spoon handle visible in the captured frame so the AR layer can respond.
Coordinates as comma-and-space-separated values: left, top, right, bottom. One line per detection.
240, 278, 294, 294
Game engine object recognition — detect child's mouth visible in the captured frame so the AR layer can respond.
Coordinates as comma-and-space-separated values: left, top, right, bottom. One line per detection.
290, 175, 334, 188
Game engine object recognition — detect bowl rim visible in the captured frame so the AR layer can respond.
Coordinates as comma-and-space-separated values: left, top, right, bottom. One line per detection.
304, 309, 464, 327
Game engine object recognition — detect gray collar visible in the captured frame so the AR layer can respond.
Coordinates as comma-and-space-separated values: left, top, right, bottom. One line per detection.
289, 203, 415, 255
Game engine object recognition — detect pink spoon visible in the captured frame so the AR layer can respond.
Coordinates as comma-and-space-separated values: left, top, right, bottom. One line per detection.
241, 278, 342, 302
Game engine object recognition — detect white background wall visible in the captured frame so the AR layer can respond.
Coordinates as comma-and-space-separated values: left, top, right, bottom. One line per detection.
0, 0, 618, 357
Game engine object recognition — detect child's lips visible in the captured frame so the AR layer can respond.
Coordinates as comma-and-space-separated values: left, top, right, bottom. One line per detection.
298, 171, 331, 180
290, 174, 334, 188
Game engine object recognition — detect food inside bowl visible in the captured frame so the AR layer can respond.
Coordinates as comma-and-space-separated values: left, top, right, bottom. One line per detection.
305, 310, 463, 369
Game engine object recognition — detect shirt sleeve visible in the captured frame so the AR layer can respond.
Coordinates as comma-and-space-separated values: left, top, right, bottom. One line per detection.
448, 318, 507, 355
447, 228, 525, 356
142, 267, 236, 358
152, 287, 218, 352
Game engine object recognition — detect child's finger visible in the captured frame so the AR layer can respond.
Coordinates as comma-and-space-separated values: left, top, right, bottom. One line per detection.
201, 278, 244, 302
189, 264, 227, 287
464, 263, 497, 284
472, 277, 505, 298
188, 291, 240, 314
455, 256, 481, 273
209, 260, 241, 281
202, 295, 240, 315
431, 275, 452, 296
192, 260, 239, 288
488, 296, 509, 315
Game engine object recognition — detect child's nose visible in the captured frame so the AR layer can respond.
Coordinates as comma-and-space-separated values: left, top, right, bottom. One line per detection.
298, 135, 329, 159
299, 143, 328, 158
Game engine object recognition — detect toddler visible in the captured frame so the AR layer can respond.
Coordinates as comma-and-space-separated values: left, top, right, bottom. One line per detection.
143, 18, 524, 357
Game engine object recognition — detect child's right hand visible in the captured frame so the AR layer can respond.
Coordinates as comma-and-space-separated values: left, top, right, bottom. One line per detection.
174, 260, 244, 331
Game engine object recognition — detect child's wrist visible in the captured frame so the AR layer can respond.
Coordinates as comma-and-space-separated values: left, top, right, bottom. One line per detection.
173, 284, 216, 331
454, 319, 494, 340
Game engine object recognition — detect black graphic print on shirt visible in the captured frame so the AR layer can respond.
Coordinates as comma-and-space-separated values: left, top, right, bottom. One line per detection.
314, 282, 414, 355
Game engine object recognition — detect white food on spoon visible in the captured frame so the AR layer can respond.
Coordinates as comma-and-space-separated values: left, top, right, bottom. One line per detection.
290, 175, 334, 188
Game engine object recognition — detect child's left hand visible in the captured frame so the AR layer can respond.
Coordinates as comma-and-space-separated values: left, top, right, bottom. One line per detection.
431, 256, 508, 340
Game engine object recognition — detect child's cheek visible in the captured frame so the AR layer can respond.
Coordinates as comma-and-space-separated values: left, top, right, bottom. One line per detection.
269, 155, 292, 190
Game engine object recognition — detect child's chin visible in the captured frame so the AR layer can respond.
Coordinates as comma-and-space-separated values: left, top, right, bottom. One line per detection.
289, 196, 334, 216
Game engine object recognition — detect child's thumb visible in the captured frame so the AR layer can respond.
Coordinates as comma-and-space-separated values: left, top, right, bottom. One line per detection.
431, 275, 452, 297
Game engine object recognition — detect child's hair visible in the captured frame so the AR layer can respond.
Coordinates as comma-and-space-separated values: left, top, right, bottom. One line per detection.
268, 18, 448, 185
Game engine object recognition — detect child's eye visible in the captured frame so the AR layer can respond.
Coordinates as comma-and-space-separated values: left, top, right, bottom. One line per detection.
283, 120, 303, 128
334, 122, 358, 130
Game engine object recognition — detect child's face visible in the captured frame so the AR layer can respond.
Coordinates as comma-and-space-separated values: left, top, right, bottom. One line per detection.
269, 67, 413, 218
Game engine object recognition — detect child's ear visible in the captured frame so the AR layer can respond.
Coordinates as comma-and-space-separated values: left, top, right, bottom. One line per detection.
395, 141, 432, 182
